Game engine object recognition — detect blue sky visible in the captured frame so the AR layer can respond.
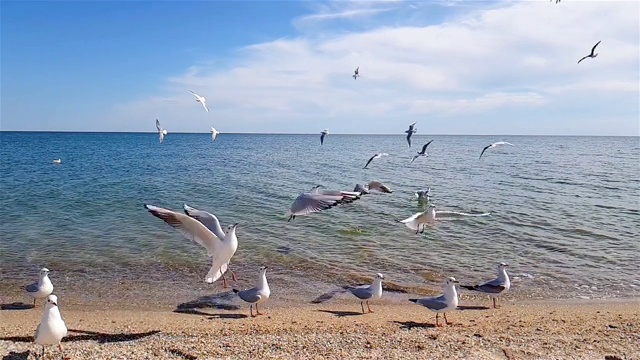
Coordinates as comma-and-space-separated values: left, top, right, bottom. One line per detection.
1, 0, 638, 135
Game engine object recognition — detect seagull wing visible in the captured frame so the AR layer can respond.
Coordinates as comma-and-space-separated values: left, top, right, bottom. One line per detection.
577, 55, 589, 64
287, 192, 345, 220
189, 90, 199, 99
144, 204, 221, 256
156, 119, 162, 132
363, 154, 377, 169
320, 133, 325, 145
367, 180, 392, 193
25, 282, 39, 293
406, 133, 412, 147
236, 287, 261, 303
159, 132, 165, 144
410, 154, 420, 163
347, 286, 373, 300
420, 140, 434, 154
413, 295, 449, 310
201, 101, 210, 113
479, 145, 491, 159
182, 204, 226, 240
591, 40, 601, 55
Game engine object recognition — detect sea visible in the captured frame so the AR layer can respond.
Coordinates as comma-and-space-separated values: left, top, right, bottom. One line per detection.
0, 132, 638, 307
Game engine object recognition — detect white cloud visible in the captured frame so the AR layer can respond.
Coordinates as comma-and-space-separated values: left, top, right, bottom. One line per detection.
112, 0, 639, 135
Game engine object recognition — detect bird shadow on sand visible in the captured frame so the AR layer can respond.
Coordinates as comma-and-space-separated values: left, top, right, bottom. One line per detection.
393, 321, 436, 330
166, 348, 198, 360
173, 308, 247, 319
315, 310, 364, 318
457, 305, 490, 311
0, 329, 160, 344
0, 302, 35, 311
2, 350, 30, 360
175, 291, 241, 312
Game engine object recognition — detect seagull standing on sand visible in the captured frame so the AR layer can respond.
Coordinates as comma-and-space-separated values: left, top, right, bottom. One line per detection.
156, 119, 168, 144
144, 204, 239, 287
345, 273, 384, 314
409, 277, 459, 327
411, 140, 434, 163
405, 122, 417, 147
320, 129, 329, 145
479, 141, 514, 159
353, 67, 360, 80
34, 294, 67, 359
211, 127, 220, 142
233, 266, 271, 317
363, 153, 389, 169
25, 268, 54, 307
286, 186, 361, 221
460, 263, 511, 309
577, 41, 601, 64
189, 90, 210, 113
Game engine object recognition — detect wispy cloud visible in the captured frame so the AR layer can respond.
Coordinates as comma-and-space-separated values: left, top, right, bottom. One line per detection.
112, 1, 639, 135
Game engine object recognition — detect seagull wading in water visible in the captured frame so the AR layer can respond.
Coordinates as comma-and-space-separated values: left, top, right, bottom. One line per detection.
577, 41, 601, 64
344, 273, 384, 313
25, 268, 54, 307
189, 90, 210, 113
233, 266, 271, 317
409, 277, 459, 327
144, 204, 239, 287
34, 294, 68, 359
460, 263, 511, 309
156, 119, 168, 144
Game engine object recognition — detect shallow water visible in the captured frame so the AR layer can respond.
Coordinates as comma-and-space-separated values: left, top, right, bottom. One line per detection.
0, 132, 638, 305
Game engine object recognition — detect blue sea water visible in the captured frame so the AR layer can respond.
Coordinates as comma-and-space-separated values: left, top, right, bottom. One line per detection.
0, 132, 638, 305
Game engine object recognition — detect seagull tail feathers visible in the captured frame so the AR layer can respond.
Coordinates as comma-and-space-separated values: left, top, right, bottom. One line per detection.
232, 289, 240, 294
409, 299, 418, 303
205, 262, 229, 284
460, 285, 477, 291
399, 213, 422, 231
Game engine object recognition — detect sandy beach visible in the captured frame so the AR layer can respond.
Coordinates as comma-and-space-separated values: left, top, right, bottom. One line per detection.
1, 298, 638, 360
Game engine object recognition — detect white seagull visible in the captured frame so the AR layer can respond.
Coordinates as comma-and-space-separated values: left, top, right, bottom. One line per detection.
415, 187, 431, 202
156, 119, 168, 144
479, 141, 514, 159
400, 204, 490, 234
189, 90, 210, 113
211, 127, 220, 142
578, 41, 601, 64
25, 268, 54, 307
320, 129, 329, 145
409, 277, 459, 327
34, 294, 68, 359
233, 266, 271, 317
363, 153, 389, 169
364, 180, 393, 193
460, 262, 511, 309
405, 122, 417, 147
286, 185, 361, 221
344, 273, 384, 313
411, 140, 434, 163
144, 204, 239, 287
352, 66, 360, 80
52, 159, 61, 165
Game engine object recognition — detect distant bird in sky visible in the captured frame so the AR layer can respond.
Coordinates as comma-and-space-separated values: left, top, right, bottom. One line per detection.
551, 0, 560, 3
156, 119, 168, 144
320, 129, 329, 145
411, 140, 434, 163
189, 90, 210, 113
577, 41, 601, 64
211, 127, 220, 142
479, 141, 514, 160
363, 153, 389, 169
353, 67, 360, 80
405, 122, 417, 147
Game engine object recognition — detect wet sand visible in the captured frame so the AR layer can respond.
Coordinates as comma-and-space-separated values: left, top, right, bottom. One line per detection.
1, 298, 638, 360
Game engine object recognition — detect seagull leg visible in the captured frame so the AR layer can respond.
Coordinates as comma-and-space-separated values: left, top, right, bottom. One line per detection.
366, 301, 374, 313
221, 273, 229, 288
250, 304, 255, 317
33, 298, 36, 307
443, 312, 453, 325
361, 302, 365, 314
59, 342, 65, 360
256, 303, 265, 316
493, 298, 497, 309
435, 313, 443, 327
231, 270, 238, 282
42, 345, 45, 359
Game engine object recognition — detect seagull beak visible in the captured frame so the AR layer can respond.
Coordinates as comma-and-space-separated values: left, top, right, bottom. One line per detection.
453, 280, 459, 284
51, 302, 57, 306
233, 223, 239, 227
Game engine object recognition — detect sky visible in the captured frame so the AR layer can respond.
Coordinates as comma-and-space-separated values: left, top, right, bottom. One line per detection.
1, 0, 638, 135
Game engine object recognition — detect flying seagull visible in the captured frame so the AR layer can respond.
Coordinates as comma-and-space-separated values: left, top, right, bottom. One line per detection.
353, 67, 360, 80
364, 180, 392, 193
211, 127, 220, 142
320, 129, 329, 145
156, 119, 168, 144
286, 186, 361, 221
460, 263, 511, 309
479, 141, 514, 159
411, 140, 434, 163
189, 90, 210, 113
409, 277, 459, 327
400, 204, 437, 234
551, 0, 560, 3
233, 266, 271, 317
405, 122, 417, 147
144, 204, 239, 287
577, 41, 601, 64
344, 273, 384, 313
363, 153, 389, 169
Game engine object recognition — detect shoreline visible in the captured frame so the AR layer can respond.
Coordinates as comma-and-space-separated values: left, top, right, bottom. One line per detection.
2, 299, 638, 359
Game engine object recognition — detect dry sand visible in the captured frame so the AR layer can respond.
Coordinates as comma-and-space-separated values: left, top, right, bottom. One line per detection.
1, 299, 638, 360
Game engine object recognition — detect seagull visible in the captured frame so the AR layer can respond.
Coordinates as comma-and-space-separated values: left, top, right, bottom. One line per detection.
25, 268, 54, 307
286, 186, 361, 221
353, 184, 370, 195
320, 129, 329, 145
211, 127, 220, 142
52, 159, 61, 165
415, 187, 431, 202
411, 140, 434, 163
460, 263, 511, 309
364, 180, 393, 193
233, 266, 271, 317
353, 67, 360, 80
551, 0, 560, 3
400, 204, 437, 234
144, 204, 239, 287
34, 294, 67, 359
409, 277, 459, 327
189, 90, 210, 113
156, 119, 168, 144
479, 141, 514, 159
577, 41, 601, 64
363, 153, 389, 169
405, 122, 417, 147
344, 273, 384, 313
